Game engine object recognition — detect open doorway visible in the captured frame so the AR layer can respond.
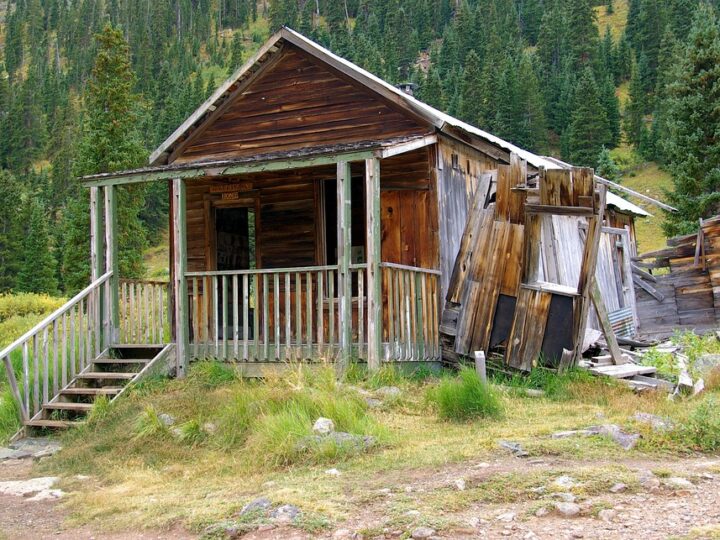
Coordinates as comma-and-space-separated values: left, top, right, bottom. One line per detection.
214, 205, 256, 340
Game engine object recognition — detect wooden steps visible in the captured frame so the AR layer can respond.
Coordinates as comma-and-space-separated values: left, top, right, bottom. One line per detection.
25, 419, 83, 429
25, 344, 170, 434
76, 372, 136, 380
59, 387, 123, 396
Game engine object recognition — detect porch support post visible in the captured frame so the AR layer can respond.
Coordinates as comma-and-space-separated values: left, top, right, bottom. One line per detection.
104, 185, 119, 344
337, 161, 352, 367
365, 157, 382, 371
90, 187, 105, 351
172, 178, 188, 378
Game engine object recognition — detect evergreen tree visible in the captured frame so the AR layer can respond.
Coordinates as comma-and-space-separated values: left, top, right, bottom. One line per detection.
623, 58, 648, 146
419, 66, 446, 111
0, 170, 24, 292
230, 31, 244, 68
457, 50, 484, 127
17, 199, 58, 295
599, 74, 621, 147
596, 147, 621, 183
661, 4, 720, 235
64, 24, 148, 292
565, 69, 611, 167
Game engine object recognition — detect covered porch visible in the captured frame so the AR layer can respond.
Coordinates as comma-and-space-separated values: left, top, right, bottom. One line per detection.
85, 135, 442, 375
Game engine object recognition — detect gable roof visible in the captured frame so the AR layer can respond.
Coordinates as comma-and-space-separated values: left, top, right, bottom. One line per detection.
149, 27, 656, 217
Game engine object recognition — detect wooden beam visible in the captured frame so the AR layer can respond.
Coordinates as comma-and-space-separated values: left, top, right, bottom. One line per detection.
620, 228, 640, 332
82, 149, 377, 188
104, 186, 119, 344
365, 157, 382, 371
375, 134, 437, 159
633, 274, 666, 302
591, 281, 629, 365
594, 176, 677, 212
172, 179, 189, 377
525, 204, 596, 216
337, 161, 352, 367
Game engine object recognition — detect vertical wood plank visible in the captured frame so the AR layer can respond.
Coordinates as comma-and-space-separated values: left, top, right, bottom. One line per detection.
263, 273, 269, 360
233, 274, 239, 359
337, 161, 352, 366
306, 271, 312, 359
222, 275, 229, 360
274, 272, 280, 359
192, 278, 199, 359
33, 334, 39, 415
104, 185, 119, 344
358, 269, 365, 358
295, 272, 301, 359
52, 321, 58, 396
61, 313, 68, 387
23, 341, 30, 418
172, 178, 188, 376
365, 157, 382, 370
285, 273, 291, 360
42, 327, 49, 405
254, 274, 260, 361
243, 274, 249, 360
214, 276, 220, 357
328, 270, 335, 351
317, 270, 324, 356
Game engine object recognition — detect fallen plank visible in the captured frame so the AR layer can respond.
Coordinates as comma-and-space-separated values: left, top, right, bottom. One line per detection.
633, 274, 666, 302
588, 364, 658, 379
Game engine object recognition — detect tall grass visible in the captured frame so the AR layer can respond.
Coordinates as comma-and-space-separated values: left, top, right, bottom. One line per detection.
427, 367, 502, 421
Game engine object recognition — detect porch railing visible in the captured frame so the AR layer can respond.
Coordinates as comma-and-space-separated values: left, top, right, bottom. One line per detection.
381, 263, 441, 361
0, 272, 112, 422
119, 279, 169, 344
183, 263, 440, 363
186, 265, 366, 361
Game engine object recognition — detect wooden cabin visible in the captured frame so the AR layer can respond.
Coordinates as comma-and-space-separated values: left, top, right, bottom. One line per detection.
0, 28, 654, 430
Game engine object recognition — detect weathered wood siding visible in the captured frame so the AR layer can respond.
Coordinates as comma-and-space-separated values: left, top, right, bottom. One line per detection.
175, 45, 430, 164
436, 137, 500, 299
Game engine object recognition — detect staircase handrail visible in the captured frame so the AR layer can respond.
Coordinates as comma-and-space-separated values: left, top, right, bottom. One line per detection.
0, 271, 112, 422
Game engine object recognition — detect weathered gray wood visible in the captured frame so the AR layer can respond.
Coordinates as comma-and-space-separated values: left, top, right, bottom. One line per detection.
366, 157, 382, 371
285, 272, 291, 360
233, 274, 240, 358
104, 185, 119, 344
337, 161, 352, 366
90, 186, 104, 350
274, 272, 280, 359
633, 274, 666, 302
172, 178, 189, 376
591, 281, 628, 365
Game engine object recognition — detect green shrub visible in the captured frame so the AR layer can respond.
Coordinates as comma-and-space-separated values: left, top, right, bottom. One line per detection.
682, 397, 720, 452
428, 367, 502, 421
134, 405, 170, 439
177, 419, 206, 445
0, 293, 66, 323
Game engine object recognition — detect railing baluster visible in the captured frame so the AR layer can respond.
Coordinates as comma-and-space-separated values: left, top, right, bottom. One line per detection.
328, 270, 335, 352
262, 274, 269, 361
295, 272, 301, 360
253, 274, 260, 361
317, 270, 324, 357
274, 272, 280, 360
243, 274, 249, 360
214, 276, 220, 358
221, 275, 228, 360
42, 327, 49, 406
192, 278, 199, 359
52, 320, 59, 395
285, 272, 291, 361
305, 272, 312, 360
32, 334, 39, 416
22, 341, 30, 417
233, 274, 239, 360
358, 268, 365, 359
70, 305, 76, 379
61, 313, 68, 387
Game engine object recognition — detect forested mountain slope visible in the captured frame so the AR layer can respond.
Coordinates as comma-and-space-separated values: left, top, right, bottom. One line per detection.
0, 0, 719, 296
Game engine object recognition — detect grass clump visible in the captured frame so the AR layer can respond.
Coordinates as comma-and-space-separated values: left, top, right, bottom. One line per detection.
134, 405, 171, 440
681, 396, 720, 452
427, 366, 502, 421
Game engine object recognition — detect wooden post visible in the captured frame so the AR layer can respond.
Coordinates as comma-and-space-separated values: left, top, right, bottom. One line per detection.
90, 187, 104, 350
365, 158, 382, 371
172, 178, 189, 377
337, 161, 352, 367
104, 185, 119, 344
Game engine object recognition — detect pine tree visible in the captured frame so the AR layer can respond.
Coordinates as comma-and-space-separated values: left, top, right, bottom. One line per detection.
0, 170, 24, 292
565, 69, 611, 168
17, 199, 58, 295
661, 4, 720, 235
230, 31, 244, 69
596, 147, 621, 183
457, 50, 484, 128
419, 67, 446, 111
567, 0, 599, 68
599, 74, 621, 148
64, 24, 148, 291
623, 58, 647, 146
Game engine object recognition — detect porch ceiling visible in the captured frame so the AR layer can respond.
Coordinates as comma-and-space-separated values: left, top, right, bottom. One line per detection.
80, 134, 436, 188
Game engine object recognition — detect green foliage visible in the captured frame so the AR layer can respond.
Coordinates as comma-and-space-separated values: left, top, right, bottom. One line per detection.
427, 366, 502, 421
17, 199, 58, 295
565, 68, 612, 167
134, 405, 171, 440
492, 367, 597, 401
661, 4, 720, 236
596, 146, 622, 183
681, 397, 720, 452
188, 360, 239, 388
0, 170, 25, 292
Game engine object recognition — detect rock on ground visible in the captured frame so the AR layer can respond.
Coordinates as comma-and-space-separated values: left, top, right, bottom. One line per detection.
312, 417, 335, 435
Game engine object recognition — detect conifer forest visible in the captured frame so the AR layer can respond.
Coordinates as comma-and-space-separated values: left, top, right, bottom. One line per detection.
1, 0, 720, 298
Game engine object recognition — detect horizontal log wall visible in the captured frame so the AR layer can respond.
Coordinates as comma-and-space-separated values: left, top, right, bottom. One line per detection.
176, 45, 430, 164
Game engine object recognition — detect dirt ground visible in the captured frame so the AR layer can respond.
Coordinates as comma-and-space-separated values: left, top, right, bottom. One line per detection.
3, 454, 720, 540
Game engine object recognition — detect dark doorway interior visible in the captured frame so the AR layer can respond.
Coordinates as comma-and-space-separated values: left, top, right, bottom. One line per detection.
215, 206, 255, 271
